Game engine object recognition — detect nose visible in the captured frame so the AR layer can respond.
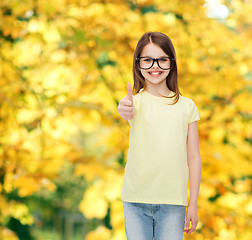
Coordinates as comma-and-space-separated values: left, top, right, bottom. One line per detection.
152, 59, 159, 68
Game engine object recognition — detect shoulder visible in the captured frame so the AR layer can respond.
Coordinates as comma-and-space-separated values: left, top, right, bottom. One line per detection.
133, 88, 144, 97
131, 90, 144, 111
179, 94, 200, 123
132, 89, 144, 102
133, 92, 142, 99
178, 94, 196, 107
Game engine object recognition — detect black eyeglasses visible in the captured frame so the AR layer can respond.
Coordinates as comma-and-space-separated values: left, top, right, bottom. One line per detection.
136, 57, 175, 70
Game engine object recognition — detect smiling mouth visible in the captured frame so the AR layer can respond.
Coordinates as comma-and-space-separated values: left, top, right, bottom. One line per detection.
148, 71, 163, 76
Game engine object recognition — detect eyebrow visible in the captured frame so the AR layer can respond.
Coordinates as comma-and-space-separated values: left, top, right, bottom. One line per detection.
142, 55, 169, 58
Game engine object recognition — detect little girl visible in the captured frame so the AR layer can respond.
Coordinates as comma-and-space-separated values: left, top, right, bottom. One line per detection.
118, 31, 201, 240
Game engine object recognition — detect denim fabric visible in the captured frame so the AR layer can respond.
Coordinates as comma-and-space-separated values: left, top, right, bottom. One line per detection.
123, 201, 186, 240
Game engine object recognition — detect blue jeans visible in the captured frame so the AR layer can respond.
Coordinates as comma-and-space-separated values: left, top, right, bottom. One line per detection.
123, 201, 186, 240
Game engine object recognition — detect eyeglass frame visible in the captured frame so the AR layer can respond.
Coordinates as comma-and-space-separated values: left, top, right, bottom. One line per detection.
136, 56, 175, 70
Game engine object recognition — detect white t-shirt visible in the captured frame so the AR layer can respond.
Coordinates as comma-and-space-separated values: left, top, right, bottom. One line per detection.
121, 89, 200, 206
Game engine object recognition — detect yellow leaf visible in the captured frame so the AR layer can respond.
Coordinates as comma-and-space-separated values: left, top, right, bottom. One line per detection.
209, 127, 225, 144
79, 181, 108, 219
13, 176, 40, 197
110, 200, 124, 229
3, 173, 14, 193
233, 90, 252, 112
75, 161, 105, 181
13, 36, 43, 67
244, 197, 252, 215
0, 227, 19, 240
85, 225, 111, 240
217, 192, 247, 210
200, 183, 216, 198
9, 203, 34, 225
103, 170, 123, 201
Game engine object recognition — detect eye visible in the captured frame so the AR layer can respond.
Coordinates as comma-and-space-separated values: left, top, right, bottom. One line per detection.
160, 58, 168, 62
144, 58, 152, 62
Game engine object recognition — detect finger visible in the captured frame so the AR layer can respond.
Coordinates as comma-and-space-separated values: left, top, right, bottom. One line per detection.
120, 113, 134, 120
184, 229, 191, 235
121, 106, 134, 112
190, 219, 197, 232
187, 228, 194, 235
120, 99, 133, 107
185, 219, 190, 231
191, 219, 196, 229
126, 82, 133, 104
120, 109, 134, 116
186, 224, 196, 234
184, 226, 193, 234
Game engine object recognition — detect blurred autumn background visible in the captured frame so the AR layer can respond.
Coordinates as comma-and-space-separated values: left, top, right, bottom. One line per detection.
0, 0, 251, 239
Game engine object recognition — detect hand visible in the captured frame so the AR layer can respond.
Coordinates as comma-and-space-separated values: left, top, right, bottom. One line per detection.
184, 205, 199, 235
118, 82, 135, 120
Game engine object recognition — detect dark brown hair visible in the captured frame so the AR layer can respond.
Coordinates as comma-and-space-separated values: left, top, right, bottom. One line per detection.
132, 31, 181, 104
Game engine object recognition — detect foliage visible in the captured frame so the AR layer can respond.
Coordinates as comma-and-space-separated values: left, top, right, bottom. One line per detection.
0, 0, 251, 239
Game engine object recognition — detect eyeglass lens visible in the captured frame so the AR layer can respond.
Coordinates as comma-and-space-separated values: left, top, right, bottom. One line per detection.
139, 57, 172, 70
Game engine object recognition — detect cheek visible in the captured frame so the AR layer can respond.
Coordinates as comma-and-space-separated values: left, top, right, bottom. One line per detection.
140, 70, 147, 77
164, 70, 170, 78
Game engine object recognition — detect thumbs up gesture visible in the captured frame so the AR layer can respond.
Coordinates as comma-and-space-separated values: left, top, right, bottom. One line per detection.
118, 82, 135, 120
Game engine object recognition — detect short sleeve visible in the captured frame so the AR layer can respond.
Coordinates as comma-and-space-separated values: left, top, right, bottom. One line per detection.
188, 100, 200, 123
128, 94, 139, 127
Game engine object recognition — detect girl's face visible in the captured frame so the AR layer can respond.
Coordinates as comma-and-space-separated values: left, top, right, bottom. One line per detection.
139, 43, 171, 88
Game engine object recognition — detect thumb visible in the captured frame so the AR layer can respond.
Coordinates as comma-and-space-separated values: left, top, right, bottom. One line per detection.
185, 218, 190, 230
126, 82, 133, 104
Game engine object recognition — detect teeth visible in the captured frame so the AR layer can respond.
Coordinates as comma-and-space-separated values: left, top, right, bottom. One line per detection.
150, 72, 162, 75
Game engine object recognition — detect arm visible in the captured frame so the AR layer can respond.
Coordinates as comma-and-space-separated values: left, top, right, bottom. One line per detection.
184, 121, 201, 234
187, 121, 201, 207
